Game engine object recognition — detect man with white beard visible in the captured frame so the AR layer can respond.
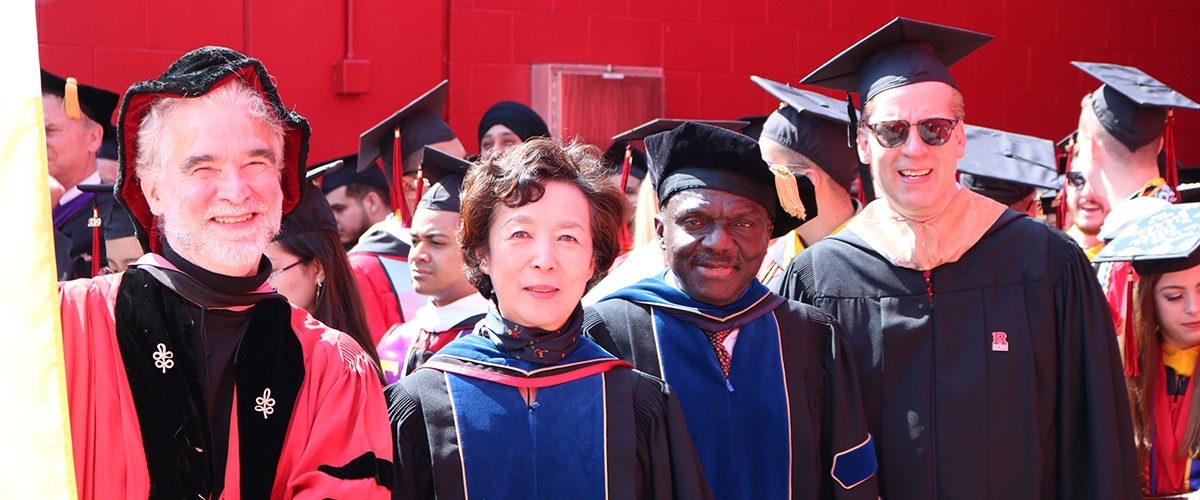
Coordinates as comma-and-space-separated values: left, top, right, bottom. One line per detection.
57, 46, 393, 499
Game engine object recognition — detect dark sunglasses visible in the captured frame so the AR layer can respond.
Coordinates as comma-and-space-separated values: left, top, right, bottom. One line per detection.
860, 118, 960, 149
1066, 171, 1087, 189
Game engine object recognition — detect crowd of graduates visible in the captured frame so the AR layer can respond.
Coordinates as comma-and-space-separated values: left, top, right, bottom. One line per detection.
42, 14, 1200, 500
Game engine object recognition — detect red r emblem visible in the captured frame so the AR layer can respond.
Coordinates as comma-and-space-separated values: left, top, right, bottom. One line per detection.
992, 332, 1009, 352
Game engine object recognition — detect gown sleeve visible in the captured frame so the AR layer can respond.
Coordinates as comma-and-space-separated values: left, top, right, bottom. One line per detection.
818, 313, 880, 500
1053, 243, 1142, 499
386, 379, 434, 500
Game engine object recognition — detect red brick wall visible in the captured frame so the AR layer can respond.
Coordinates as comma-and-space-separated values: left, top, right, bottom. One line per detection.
37, 0, 1200, 164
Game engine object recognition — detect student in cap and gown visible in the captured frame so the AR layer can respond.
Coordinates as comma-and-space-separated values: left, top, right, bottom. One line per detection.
319, 153, 393, 250
388, 138, 711, 500
1093, 204, 1200, 497
774, 17, 1140, 499
375, 147, 488, 384
956, 124, 1061, 217
476, 100, 550, 160
1069, 63, 1200, 355
751, 75, 863, 288
588, 122, 880, 500
44, 70, 120, 280
351, 81, 469, 341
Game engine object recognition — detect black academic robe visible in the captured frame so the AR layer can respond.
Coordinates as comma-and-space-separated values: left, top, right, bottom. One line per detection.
776, 210, 1142, 499
587, 277, 878, 500
386, 334, 712, 500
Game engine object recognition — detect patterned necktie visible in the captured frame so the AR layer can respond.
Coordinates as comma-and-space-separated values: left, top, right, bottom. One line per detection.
705, 328, 735, 378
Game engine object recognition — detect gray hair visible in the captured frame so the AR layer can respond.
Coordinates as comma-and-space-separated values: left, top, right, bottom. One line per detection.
135, 80, 285, 187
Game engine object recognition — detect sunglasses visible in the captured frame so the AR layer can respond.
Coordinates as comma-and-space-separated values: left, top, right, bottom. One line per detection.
860, 118, 960, 149
1066, 171, 1087, 189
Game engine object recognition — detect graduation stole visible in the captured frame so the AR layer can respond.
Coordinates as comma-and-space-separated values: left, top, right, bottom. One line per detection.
1153, 345, 1200, 494
114, 267, 305, 499
418, 334, 631, 499
607, 276, 793, 500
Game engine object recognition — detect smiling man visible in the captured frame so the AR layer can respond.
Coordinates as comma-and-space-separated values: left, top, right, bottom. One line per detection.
588, 122, 879, 500
56, 47, 392, 499
774, 18, 1139, 499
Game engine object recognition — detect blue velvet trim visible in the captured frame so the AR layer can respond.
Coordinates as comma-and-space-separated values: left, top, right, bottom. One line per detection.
652, 305, 791, 499
832, 434, 878, 489
437, 332, 616, 372
604, 271, 772, 320
448, 370, 607, 499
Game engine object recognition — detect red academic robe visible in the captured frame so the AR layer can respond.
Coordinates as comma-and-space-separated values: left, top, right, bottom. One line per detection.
59, 256, 393, 499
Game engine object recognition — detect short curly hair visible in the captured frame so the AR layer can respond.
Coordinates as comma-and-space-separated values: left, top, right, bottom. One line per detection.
458, 138, 628, 297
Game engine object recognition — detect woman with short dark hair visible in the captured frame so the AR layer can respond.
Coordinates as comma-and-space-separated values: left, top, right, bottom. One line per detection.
387, 138, 710, 499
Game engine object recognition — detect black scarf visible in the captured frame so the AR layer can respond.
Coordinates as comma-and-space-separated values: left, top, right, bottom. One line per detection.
483, 299, 583, 365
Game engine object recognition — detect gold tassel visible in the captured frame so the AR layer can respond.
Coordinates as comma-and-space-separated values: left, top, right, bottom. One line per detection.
63, 77, 82, 120
770, 164, 807, 220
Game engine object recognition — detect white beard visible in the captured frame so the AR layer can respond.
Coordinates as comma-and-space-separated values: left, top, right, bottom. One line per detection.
159, 199, 282, 275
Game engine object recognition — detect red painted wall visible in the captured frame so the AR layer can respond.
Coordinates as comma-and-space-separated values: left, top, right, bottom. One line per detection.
37, 0, 1200, 164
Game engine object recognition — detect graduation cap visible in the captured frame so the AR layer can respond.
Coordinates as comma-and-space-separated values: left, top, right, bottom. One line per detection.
957, 125, 1059, 206
477, 101, 550, 145
737, 114, 770, 142
603, 140, 648, 181
117, 46, 311, 255
41, 70, 120, 142
357, 80, 457, 225
277, 182, 339, 241
801, 18, 993, 104
611, 118, 750, 142
417, 146, 473, 213
305, 157, 344, 182
320, 153, 390, 201
751, 75, 860, 194
1073, 62, 1199, 191
799, 18, 993, 204
644, 121, 818, 239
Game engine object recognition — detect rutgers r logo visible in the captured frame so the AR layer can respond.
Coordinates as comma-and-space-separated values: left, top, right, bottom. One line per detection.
992, 332, 1009, 352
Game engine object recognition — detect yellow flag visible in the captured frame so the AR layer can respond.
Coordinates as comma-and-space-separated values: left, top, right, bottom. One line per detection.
0, 0, 78, 497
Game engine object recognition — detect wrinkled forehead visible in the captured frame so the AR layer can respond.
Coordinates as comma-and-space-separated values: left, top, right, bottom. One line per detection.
865, 81, 958, 119
664, 188, 770, 219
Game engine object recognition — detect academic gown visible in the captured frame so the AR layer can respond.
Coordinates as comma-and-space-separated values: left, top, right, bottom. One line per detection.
58, 253, 394, 499
349, 218, 424, 342
776, 209, 1141, 499
387, 333, 712, 500
588, 276, 878, 500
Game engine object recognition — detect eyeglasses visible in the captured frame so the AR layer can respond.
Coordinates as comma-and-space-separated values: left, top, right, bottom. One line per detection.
1066, 171, 1087, 190
268, 259, 308, 280
860, 118, 960, 149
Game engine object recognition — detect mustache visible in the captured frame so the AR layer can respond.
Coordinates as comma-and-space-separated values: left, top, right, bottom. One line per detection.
689, 252, 743, 269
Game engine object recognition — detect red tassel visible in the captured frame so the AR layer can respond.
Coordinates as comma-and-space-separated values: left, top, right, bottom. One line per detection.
90, 206, 101, 277
393, 128, 412, 227
1164, 108, 1178, 195
1124, 269, 1140, 377
1057, 141, 1073, 230
619, 144, 633, 195
413, 165, 425, 209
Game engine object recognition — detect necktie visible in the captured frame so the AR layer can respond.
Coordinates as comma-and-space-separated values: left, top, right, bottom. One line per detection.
705, 328, 735, 378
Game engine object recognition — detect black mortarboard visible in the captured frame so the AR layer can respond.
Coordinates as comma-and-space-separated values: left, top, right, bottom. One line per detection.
477, 101, 550, 145
958, 125, 1059, 206
1073, 62, 1200, 152
1093, 203, 1200, 276
277, 182, 339, 240
645, 121, 817, 239
752, 75, 859, 192
104, 202, 136, 240
611, 118, 750, 142
41, 70, 120, 142
738, 114, 770, 142
117, 46, 311, 254
801, 17, 993, 105
603, 140, 648, 181
320, 153, 389, 197
357, 80, 455, 174
305, 157, 344, 182
416, 146, 473, 213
